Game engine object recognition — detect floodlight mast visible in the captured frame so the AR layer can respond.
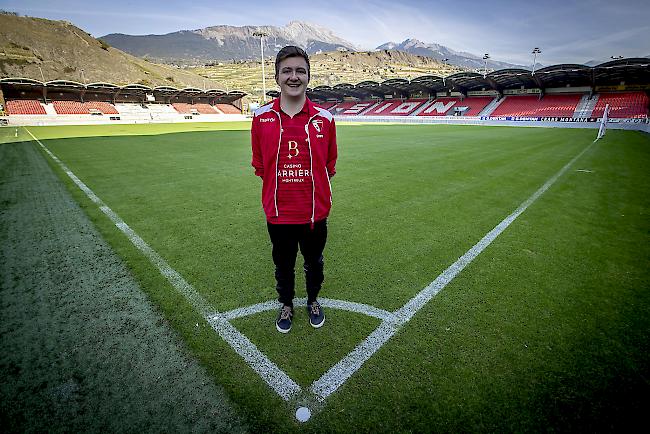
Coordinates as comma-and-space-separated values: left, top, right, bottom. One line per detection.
610, 55, 623, 60
483, 54, 490, 77
531, 47, 541, 75
253, 31, 269, 102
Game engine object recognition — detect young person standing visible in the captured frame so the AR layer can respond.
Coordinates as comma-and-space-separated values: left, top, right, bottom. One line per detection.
251, 46, 338, 333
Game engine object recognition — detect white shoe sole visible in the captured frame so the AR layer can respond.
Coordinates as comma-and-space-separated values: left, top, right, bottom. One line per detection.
310, 317, 325, 328
276, 322, 291, 333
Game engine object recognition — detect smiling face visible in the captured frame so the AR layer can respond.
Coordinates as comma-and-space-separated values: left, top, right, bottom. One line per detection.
276, 56, 310, 100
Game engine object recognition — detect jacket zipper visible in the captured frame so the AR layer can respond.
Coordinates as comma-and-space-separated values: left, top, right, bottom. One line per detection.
305, 115, 318, 229
271, 110, 282, 217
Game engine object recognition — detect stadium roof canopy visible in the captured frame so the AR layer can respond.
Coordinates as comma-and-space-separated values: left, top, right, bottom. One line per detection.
0, 78, 247, 103
292, 58, 650, 102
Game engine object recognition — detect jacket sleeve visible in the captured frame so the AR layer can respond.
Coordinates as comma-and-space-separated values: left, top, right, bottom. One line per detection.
251, 115, 264, 177
326, 118, 338, 178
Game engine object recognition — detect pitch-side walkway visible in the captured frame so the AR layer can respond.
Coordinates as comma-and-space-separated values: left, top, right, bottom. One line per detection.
0, 139, 248, 432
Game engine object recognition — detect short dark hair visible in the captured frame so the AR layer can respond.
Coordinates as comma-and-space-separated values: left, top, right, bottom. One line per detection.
275, 45, 310, 79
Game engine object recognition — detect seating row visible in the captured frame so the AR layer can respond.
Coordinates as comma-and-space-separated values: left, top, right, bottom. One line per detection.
6, 100, 47, 115
323, 92, 648, 118
5, 100, 241, 116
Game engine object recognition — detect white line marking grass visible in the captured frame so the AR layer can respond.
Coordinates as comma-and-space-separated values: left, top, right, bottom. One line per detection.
310, 139, 596, 400
25, 128, 300, 401
26, 126, 596, 418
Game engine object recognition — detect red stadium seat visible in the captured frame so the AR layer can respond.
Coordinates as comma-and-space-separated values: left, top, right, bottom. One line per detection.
364, 99, 428, 116
215, 103, 241, 114
592, 92, 649, 118
6, 99, 46, 115
489, 94, 581, 117
331, 101, 375, 115
53, 101, 89, 115
314, 102, 337, 110
84, 102, 119, 114
417, 97, 494, 116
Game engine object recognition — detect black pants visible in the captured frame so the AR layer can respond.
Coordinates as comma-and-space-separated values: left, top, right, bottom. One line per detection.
266, 219, 327, 306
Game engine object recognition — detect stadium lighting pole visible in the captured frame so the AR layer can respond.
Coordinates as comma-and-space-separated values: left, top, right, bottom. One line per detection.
531, 47, 541, 75
253, 31, 269, 102
483, 54, 490, 77
80, 68, 86, 85
37, 65, 45, 82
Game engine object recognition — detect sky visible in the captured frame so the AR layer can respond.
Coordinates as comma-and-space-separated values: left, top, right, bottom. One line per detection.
2, 0, 649, 66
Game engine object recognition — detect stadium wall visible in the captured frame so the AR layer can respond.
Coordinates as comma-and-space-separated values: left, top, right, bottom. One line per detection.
337, 115, 650, 133
0, 113, 247, 126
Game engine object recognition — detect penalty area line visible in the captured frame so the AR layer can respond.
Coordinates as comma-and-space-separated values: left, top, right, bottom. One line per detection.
24, 127, 301, 401
311, 139, 597, 401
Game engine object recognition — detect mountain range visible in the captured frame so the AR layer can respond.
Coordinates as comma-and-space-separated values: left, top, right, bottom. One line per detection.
101, 21, 357, 64
376, 39, 525, 70
102, 21, 525, 70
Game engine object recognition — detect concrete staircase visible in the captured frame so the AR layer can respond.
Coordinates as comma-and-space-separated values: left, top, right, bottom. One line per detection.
478, 97, 504, 117
573, 94, 599, 118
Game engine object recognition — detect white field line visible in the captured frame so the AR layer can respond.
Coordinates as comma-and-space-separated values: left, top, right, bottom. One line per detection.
25, 128, 301, 401
220, 297, 395, 322
310, 140, 596, 401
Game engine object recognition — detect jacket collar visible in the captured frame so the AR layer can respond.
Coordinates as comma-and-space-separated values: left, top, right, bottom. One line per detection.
271, 96, 318, 118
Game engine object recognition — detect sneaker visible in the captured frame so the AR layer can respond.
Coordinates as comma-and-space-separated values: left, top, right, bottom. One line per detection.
307, 301, 325, 328
276, 305, 293, 333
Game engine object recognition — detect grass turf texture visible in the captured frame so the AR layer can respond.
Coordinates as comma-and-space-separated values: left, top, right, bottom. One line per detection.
13, 122, 650, 431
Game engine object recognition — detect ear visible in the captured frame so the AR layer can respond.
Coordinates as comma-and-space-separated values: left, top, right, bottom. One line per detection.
275, 73, 280, 86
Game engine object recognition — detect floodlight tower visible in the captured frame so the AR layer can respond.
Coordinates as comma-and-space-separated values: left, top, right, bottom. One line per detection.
531, 47, 541, 74
253, 31, 269, 102
482, 54, 490, 77
80, 68, 87, 85
610, 55, 623, 60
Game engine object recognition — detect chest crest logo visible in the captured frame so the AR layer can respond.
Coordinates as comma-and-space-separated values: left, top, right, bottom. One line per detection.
312, 119, 323, 133
287, 140, 299, 159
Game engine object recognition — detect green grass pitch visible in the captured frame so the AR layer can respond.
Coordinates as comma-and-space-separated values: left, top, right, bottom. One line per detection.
8, 122, 650, 431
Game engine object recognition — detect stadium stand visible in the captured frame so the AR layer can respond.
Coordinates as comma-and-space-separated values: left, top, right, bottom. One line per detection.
489, 94, 582, 117
363, 99, 428, 116
172, 103, 220, 114
417, 97, 494, 116
214, 103, 241, 114
193, 103, 218, 114
172, 103, 194, 114
6, 99, 46, 115
331, 101, 377, 116
146, 104, 178, 115
314, 101, 337, 110
84, 101, 119, 115
591, 92, 649, 118
53, 101, 89, 115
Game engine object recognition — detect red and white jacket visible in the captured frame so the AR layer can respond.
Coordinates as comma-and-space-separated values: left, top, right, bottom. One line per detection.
251, 97, 337, 224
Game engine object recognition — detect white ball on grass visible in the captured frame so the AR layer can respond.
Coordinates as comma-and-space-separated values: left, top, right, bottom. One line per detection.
295, 406, 311, 422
